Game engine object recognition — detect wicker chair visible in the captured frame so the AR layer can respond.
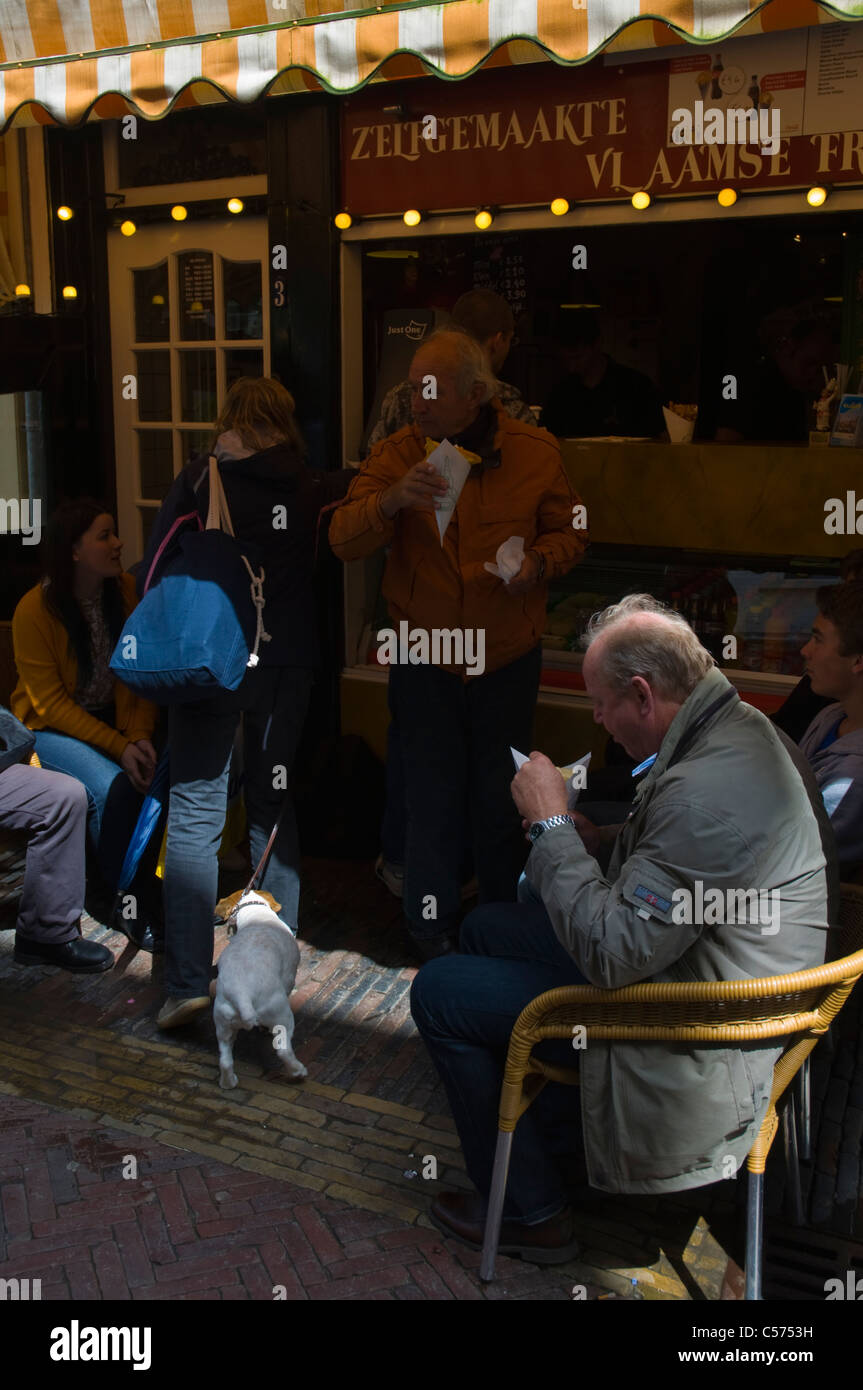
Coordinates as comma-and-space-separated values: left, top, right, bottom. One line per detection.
479, 884, 863, 1299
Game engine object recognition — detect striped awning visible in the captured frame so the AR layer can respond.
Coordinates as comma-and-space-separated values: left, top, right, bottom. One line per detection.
1, 0, 861, 130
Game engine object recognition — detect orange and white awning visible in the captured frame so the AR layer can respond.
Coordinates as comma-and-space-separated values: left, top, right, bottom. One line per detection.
0, 0, 860, 129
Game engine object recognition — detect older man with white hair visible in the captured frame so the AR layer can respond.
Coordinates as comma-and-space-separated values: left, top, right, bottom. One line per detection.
411, 595, 836, 1263
330, 329, 586, 959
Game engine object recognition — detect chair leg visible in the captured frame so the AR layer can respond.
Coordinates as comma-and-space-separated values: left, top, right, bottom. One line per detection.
745, 1169, 763, 1301
795, 1057, 811, 1162
479, 1130, 514, 1283
782, 1094, 805, 1227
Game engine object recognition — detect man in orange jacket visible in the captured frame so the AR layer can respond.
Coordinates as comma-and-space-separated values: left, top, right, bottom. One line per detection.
330, 330, 587, 957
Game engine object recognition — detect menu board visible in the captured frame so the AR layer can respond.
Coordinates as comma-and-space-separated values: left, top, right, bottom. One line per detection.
473, 234, 527, 317
803, 23, 863, 135
666, 31, 807, 143
180, 252, 214, 340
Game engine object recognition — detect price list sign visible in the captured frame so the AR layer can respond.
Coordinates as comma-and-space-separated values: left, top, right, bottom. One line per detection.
473, 234, 527, 317
180, 251, 215, 340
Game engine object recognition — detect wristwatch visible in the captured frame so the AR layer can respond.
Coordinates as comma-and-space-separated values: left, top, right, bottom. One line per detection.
528, 813, 574, 844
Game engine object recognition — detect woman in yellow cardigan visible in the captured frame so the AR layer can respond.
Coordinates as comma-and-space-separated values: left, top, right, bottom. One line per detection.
12, 499, 162, 951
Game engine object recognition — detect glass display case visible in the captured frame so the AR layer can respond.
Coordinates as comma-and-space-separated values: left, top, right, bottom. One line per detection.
543, 544, 839, 683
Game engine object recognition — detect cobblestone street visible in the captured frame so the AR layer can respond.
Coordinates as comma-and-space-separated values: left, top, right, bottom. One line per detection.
0, 838, 860, 1301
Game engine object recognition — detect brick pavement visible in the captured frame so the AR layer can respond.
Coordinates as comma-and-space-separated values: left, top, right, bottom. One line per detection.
0, 836, 860, 1300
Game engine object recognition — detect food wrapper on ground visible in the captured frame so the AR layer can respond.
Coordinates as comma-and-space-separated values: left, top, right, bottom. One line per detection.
426, 438, 472, 542
663, 403, 697, 444
510, 747, 592, 810
483, 535, 525, 584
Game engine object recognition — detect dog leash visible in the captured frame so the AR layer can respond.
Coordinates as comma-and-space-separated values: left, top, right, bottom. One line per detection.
226, 799, 290, 936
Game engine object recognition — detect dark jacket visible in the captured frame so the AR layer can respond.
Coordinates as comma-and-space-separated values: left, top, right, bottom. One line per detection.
140, 437, 352, 669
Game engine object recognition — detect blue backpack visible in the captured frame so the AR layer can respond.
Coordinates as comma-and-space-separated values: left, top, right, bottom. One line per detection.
110, 458, 270, 703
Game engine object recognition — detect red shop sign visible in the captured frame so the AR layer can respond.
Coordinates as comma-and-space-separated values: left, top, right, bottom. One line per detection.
341, 58, 863, 214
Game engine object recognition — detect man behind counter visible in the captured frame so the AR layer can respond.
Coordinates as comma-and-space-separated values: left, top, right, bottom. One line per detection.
714, 315, 836, 444
540, 310, 665, 440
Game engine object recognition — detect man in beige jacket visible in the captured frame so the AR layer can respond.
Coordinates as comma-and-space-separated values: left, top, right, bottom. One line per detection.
411, 596, 835, 1263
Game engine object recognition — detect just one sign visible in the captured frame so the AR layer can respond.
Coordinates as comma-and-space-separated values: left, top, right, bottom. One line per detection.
341, 59, 863, 214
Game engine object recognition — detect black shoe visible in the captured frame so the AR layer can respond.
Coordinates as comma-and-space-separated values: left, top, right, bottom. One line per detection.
14, 933, 114, 974
408, 930, 459, 962
111, 912, 159, 954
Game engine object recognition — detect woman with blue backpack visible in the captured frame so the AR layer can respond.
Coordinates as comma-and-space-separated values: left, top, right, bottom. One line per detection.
138, 376, 351, 1030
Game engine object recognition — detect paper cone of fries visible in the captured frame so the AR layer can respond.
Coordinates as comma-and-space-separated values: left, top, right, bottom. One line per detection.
663, 403, 697, 444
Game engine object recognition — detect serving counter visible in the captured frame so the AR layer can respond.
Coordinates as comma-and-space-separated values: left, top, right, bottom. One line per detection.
340, 441, 863, 766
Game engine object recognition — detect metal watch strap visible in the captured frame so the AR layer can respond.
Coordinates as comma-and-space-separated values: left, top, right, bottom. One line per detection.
529, 813, 574, 843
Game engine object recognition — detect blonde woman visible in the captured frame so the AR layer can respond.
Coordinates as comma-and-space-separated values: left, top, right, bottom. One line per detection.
140, 377, 351, 1028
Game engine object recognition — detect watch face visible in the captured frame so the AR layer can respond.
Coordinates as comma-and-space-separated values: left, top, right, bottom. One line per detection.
529, 822, 544, 842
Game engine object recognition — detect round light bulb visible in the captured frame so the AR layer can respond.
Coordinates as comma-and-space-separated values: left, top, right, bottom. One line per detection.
806, 186, 827, 208
631, 191, 651, 211
474, 209, 493, 230
227, 197, 244, 214
717, 188, 737, 207
334, 211, 353, 230
151, 294, 166, 306
56, 205, 74, 221
62, 285, 78, 299
403, 209, 422, 227
171, 205, 188, 222
120, 219, 137, 236
14, 283, 31, 297
550, 198, 570, 217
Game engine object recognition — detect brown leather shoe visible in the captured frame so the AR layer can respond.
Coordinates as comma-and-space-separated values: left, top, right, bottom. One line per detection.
430, 1190, 581, 1265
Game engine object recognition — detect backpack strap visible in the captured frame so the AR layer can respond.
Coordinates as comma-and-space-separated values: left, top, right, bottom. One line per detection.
205, 457, 272, 666
143, 510, 203, 594
206, 456, 236, 536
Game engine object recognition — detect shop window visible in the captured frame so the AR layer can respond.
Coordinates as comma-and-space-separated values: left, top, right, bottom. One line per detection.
225, 349, 264, 389
117, 107, 265, 188
133, 263, 170, 343
223, 261, 263, 340
180, 350, 217, 422
135, 350, 171, 422
136, 429, 174, 501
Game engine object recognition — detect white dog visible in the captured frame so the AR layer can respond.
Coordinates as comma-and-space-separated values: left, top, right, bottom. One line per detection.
213, 890, 307, 1090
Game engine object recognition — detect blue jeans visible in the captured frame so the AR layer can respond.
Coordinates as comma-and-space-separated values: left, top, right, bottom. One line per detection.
163, 664, 312, 999
410, 900, 588, 1223
32, 729, 144, 889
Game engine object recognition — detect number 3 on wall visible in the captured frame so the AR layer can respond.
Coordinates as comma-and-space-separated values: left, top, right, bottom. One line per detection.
273, 279, 285, 308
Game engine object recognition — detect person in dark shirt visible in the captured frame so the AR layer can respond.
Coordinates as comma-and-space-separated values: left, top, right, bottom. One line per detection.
540, 311, 664, 439
715, 317, 836, 444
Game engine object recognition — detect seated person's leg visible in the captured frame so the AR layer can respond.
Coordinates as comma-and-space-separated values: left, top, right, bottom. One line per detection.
31, 729, 140, 887
0, 764, 113, 972
460, 899, 586, 975
411, 944, 586, 1230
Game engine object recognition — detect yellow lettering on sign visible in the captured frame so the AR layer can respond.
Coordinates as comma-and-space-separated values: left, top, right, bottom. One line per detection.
499, 111, 525, 152
524, 108, 552, 150
350, 126, 372, 160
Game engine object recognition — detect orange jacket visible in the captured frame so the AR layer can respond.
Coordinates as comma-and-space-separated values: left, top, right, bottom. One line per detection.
329, 400, 587, 675
11, 572, 158, 763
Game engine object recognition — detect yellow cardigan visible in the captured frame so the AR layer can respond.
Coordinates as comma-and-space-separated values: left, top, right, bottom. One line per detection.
11, 572, 157, 764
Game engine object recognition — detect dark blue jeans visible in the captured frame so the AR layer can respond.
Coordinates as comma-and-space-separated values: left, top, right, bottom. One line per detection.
163, 664, 312, 999
410, 899, 588, 1223
389, 645, 540, 939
